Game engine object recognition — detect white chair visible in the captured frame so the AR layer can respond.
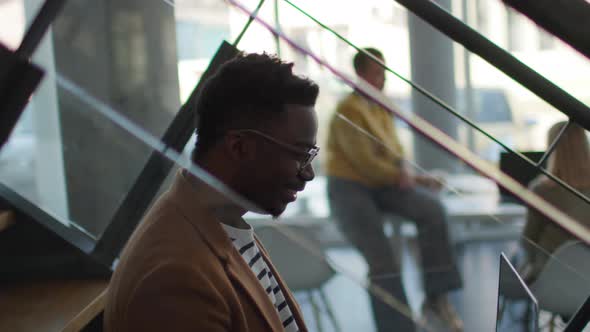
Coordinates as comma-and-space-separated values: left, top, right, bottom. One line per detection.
497, 241, 590, 331
255, 223, 341, 332
530, 241, 590, 318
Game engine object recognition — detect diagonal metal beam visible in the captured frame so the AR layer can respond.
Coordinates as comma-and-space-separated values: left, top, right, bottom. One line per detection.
536, 120, 570, 168
17, 0, 68, 59
233, 0, 266, 48
3, 0, 65, 148
0, 44, 44, 148
392, 0, 590, 133
503, 0, 590, 61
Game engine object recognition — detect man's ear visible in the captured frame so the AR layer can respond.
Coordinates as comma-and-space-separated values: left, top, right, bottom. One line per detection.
224, 132, 256, 162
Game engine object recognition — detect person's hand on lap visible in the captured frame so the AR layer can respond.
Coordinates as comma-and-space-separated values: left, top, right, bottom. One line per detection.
398, 166, 415, 189
415, 174, 445, 192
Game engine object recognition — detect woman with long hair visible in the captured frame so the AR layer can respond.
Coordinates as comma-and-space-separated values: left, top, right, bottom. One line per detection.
520, 121, 590, 281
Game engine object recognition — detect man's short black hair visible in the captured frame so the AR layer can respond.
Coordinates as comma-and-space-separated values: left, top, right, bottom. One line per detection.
353, 47, 383, 74
193, 52, 319, 157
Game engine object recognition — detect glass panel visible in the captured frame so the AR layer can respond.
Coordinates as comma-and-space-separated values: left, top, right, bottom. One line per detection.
0, 0, 185, 238
173, 0, 231, 104
172, 0, 281, 104
28, 0, 182, 140
1, 73, 155, 239
230, 1, 590, 331
0, 0, 46, 51
2, 1, 590, 331
280, 0, 577, 167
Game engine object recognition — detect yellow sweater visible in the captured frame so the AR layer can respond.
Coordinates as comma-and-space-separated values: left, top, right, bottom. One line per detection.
324, 92, 404, 187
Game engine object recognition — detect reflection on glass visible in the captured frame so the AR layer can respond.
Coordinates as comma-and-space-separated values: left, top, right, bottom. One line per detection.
496, 253, 538, 332
322, 47, 462, 331
2, 1, 590, 331
517, 122, 590, 283
48, 0, 179, 139
230, 2, 590, 331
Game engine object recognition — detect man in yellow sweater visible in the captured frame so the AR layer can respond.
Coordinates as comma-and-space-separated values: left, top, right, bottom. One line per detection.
325, 48, 463, 332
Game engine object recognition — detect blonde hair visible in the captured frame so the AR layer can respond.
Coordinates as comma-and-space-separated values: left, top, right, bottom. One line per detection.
545, 121, 590, 189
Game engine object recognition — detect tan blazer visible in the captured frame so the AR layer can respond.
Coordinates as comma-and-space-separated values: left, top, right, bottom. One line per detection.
104, 170, 307, 332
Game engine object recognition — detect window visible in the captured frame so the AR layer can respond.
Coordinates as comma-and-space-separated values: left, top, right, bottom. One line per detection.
176, 21, 229, 60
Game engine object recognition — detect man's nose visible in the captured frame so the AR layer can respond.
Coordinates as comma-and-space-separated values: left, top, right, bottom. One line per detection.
298, 164, 315, 182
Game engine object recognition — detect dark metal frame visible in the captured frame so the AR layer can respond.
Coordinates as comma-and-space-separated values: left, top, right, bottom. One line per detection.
233, 0, 266, 48
0, 44, 44, 149
564, 295, 590, 332
0, 0, 57, 148
503, 0, 590, 62
0, 183, 95, 254
0, 0, 93, 278
392, 0, 590, 131
537, 120, 570, 168
16, 0, 68, 59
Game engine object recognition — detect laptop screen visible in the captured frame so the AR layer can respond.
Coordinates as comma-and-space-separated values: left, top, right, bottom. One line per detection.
498, 151, 546, 203
496, 253, 539, 332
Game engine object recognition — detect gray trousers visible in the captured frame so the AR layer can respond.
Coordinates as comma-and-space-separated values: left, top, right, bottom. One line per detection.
327, 177, 462, 331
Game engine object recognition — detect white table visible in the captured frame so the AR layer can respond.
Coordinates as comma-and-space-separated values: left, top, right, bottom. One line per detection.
246, 174, 527, 245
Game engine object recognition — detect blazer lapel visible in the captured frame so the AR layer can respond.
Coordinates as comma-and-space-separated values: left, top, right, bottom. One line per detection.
226, 249, 285, 332
169, 169, 301, 331
255, 237, 308, 332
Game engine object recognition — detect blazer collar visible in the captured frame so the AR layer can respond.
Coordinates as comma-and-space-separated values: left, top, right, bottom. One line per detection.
167, 169, 239, 262
167, 169, 304, 331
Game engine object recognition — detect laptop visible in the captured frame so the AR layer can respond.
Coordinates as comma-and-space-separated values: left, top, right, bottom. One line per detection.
498, 151, 546, 203
496, 253, 539, 332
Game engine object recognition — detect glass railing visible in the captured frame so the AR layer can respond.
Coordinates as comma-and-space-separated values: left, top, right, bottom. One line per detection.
1, 0, 589, 331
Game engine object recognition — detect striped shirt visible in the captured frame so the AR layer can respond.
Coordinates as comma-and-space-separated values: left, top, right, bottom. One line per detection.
221, 223, 299, 332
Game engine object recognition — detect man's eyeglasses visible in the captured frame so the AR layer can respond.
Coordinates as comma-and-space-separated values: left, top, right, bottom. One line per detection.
234, 129, 319, 174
